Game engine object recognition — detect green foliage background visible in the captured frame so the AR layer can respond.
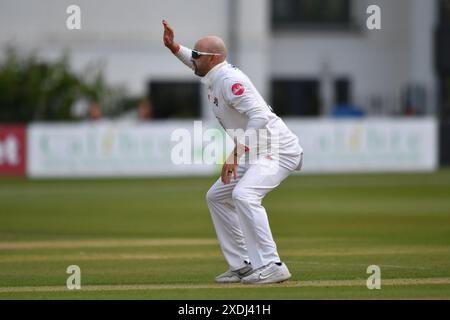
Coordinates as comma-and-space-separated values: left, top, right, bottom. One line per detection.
0, 48, 130, 123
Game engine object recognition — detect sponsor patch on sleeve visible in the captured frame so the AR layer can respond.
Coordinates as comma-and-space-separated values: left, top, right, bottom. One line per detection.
231, 82, 245, 96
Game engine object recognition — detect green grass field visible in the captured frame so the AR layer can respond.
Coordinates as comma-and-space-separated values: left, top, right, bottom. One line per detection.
0, 170, 449, 299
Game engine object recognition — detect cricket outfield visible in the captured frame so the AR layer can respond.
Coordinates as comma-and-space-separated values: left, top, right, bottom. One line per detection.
0, 171, 449, 299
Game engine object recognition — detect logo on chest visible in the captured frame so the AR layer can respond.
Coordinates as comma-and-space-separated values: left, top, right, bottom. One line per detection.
209, 94, 219, 107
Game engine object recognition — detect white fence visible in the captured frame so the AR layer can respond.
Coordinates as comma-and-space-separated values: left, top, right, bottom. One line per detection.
285, 117, 437, 173
27, 118, 438, 177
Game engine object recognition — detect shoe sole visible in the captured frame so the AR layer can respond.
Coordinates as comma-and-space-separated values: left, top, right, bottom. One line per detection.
215, 278, 241, 284
241, 273, 292, 284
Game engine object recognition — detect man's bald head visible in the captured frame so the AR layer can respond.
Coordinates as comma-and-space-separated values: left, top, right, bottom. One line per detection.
191, 36, 228, 77
195, 36, 227, 61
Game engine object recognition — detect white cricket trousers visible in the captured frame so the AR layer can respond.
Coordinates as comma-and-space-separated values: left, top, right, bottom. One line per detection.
206, 154, 302, 271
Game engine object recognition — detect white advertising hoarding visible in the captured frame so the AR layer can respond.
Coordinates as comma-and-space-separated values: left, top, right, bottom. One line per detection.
27, 118, 438, 177
286, 117, 438, 173
27, 121, 219, 178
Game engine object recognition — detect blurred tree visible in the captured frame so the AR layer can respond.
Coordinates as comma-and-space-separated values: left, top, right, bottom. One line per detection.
0, 47, 126, 122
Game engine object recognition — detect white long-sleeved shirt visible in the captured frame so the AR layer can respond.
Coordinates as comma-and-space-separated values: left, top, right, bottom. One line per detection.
175, 45, 303, 169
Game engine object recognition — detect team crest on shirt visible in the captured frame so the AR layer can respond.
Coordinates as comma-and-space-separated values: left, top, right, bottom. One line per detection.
231, 83, 245, 96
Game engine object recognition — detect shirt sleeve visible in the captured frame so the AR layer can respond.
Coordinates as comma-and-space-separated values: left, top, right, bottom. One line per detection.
222, 78, 269, 126
222, 78, 269, 150
174, 45, 194, 70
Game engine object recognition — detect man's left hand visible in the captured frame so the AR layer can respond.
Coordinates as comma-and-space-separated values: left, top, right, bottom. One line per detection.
221, 161, 237, 185
221, 143, 247, 184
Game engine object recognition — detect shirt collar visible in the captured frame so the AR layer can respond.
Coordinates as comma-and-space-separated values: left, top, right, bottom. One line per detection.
201, 61, 228, 87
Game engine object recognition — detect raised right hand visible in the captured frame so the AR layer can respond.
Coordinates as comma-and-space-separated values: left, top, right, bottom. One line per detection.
162, 20, 179, 54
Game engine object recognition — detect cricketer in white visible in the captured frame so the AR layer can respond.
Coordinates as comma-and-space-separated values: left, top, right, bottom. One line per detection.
163, 20, 303, 284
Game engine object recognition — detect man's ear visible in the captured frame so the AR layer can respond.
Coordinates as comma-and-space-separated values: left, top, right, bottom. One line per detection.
207, 56, 215, 67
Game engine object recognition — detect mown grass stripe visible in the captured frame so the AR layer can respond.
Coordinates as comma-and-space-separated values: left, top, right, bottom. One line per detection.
0, 238, 218, 250
0, 278, 449, 293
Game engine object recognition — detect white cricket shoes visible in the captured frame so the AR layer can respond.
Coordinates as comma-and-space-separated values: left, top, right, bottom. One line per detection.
215, 263, 253, 283
241, 262, 291, 284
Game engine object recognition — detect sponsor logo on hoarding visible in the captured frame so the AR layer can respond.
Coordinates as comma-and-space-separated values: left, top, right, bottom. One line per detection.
0, 126, 26, 176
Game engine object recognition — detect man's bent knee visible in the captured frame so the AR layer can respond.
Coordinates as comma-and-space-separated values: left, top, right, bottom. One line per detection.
206, 186, 221, 203
206, 188, 214, 203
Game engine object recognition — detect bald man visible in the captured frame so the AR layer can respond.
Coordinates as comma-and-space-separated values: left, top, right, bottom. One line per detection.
163, 20, 303, 284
